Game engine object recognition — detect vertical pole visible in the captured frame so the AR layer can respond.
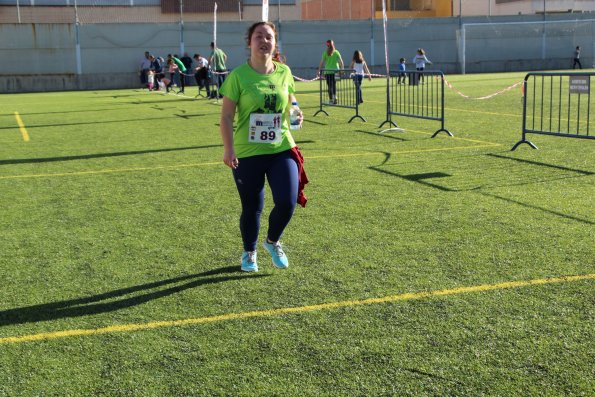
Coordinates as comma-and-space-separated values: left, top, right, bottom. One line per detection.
541, 0, 546, 61
521, 77, 528, 141
277, 0, 282, 54
319, 71, 323, 111
459, 0, 462, 29
382, 0, 390, 118
461, 24, 466, 75
440, 72, 445, 130
557, 75, 562, 132
592, 24, 595, 69
262, 0, 269, 21
458, 0, 464, 74
74, 0, 82, 75
16, 0, 21, 23
370, 0, 375, 68
179, 0, 184, 55
213, 3, 217, 48
586, 76, 591, 135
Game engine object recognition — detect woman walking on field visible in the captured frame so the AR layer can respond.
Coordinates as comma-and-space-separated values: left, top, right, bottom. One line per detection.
219, 21, 307, 272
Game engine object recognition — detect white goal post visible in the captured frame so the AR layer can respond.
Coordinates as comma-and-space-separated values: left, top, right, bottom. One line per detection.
459, 19, 595, 74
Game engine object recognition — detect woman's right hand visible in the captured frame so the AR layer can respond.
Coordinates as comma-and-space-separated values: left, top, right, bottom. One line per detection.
223, 149, 239, 169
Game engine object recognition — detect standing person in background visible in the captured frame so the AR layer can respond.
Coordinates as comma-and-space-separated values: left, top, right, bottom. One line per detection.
349, 50, 372, 104
148, 54, 163, 91
573, 46, 582, 69
139, 51, 151, 88
147, 70, 155, 91
149, 54, 163, 74
181, 52, 194, 86
412, 48, 432, 84
170, 55, 187, 93
219, 21, 306, 273
318, 39, 344, 104
166, 54, 175, 84
209, 42, 228, 99
193, 53, 211, 98
397, 57, 407, 84
167, 58, 179, 91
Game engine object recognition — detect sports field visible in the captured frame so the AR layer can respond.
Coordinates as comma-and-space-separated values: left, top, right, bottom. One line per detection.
0, 72, 593, 396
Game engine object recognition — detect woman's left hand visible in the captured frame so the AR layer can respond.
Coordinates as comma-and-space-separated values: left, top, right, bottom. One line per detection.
296, 109, 304, 129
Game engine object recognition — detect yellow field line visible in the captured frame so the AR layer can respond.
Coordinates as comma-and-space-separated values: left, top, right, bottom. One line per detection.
0, 273, 592, 345
0, 142, 501, 180
402, 127, 502, 146
307, 143, 500, 160
3, 101, 501, 181
14, 112, 30, 142
0, 140, 501, 180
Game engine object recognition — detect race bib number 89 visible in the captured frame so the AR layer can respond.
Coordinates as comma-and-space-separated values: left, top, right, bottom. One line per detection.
249, 113, 283, 144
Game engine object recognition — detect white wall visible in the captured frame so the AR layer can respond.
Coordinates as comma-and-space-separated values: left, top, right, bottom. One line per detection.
1, 14, 593, 92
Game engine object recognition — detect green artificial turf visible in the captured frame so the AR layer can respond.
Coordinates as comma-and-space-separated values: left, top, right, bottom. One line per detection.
0, 71, 593, 396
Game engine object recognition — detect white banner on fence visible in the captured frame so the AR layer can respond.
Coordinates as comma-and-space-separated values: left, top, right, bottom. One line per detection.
262, 0, 269, 22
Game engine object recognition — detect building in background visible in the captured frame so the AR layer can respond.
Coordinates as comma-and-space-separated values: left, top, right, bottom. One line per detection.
1, 0, 594, 24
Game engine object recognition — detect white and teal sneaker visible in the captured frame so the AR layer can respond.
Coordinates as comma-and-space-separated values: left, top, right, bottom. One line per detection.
262, 241, 289, 269
241, 251, 258, 272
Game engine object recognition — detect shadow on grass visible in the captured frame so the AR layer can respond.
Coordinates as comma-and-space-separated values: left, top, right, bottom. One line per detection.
368, 152, 454, 192
369, 152, 594, 224
0, 144, 222, 165
303, 118, 328, 126
0, 266, 267, 326
486, 153, 594, 176
479, 191, 594, 225
356, 129, 408, 141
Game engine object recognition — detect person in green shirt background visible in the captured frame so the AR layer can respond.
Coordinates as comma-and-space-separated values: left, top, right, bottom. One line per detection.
219, 21, 305, 273
168, 55, 187, 94
209, 42, 228, 99
318, 39, 344, 104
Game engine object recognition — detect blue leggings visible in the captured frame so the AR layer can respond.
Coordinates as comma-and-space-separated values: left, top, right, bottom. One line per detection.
232, 150, 298, 252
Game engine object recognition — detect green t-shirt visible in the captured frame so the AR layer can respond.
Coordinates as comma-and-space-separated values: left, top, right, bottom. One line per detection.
220, 62, 296, 159
172, 57, 186, 72
210, 48, 227, 72
322, 50, 342, 74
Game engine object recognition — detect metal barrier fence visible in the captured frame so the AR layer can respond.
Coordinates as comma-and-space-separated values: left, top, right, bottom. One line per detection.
512, 72, 594, 150
314, 68, 366, 123
379, 70, 451, 137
